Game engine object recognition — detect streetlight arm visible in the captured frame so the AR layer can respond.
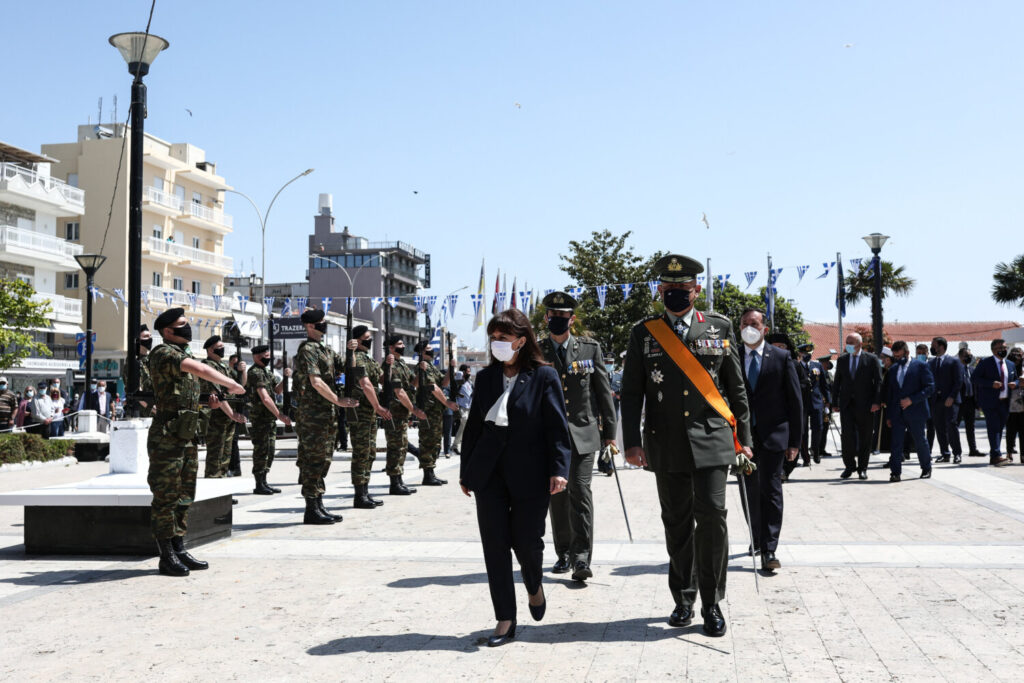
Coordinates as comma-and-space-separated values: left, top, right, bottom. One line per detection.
264, 169, 313, 229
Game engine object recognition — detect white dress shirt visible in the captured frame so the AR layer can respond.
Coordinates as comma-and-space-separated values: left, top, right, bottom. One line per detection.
485, 373, 518, 427
744, 339, 766, 377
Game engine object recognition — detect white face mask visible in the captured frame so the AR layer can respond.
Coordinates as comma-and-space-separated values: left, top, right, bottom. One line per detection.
741, 326, 762, 345
491, 340, 517, 362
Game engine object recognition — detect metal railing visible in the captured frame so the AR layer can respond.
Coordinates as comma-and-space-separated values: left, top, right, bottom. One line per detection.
146, 236, 233, 270
184, 202, 233, 229
0, 162, 85, 206
144, 185, 184, 211
31, 293, 82, 318
366, 240, 427, 261
0, 224, 83, 259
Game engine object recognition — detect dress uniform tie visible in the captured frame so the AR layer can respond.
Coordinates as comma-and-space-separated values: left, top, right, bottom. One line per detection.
557, 345, 567, 367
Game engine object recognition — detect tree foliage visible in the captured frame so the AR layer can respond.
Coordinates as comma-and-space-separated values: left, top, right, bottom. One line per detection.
695, 283, 809, 346
0, 279, 52, 371
843, 260, 915, 305
991, 255, 1024, 309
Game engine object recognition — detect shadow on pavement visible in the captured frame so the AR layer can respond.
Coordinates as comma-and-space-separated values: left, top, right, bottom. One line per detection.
609, 563, 668, 576
0, 568, 151, 585
231, 522, 302, 531
388, 572, 490, 588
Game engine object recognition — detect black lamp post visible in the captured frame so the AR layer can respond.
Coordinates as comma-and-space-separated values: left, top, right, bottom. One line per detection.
109, 31, 169, 415
862, 232, 890, 351
74, 254, 107, 398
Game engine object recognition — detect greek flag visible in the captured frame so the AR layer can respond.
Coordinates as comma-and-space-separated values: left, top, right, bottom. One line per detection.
371, 297, 385, 311
850, 258, 862, 270
796, 265, 810, 283
426, 295, 438, 319
544, 288, 555, 296
567, 286, 584, 301
282, 297, 292, 316
387, 296, 399, 309
647, 280, 659, 298
296, 297, 308, 312
212, 294, 222, 311
187, 292, 198, 309
264, 296, 275, 313
517, 291, 531, 312
817, 262, 835, 279
239, 295, 249, 314
621, 283, 633, 299
769, 268, 783, 286
596, 285, 608, 310
470, 294, 484, 322
413, 295, 423, 312
89, 285, 99, 301
497, 292, 507, 310
744, 271, 758, 289
448, 294, 458, 317
162, 290, 175, 307
141, 290, 151, 312
113, 288, 126, 303
322, 297, 333, 313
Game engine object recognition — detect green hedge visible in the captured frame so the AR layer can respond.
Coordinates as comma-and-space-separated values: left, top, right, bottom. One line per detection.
0, 433, 74, 465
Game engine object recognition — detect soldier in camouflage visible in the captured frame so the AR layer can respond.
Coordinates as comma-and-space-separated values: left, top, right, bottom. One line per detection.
200, 336, 245, 478
348, 326, 391, 509
294, 309, 359, 524
413, 341, 458, 486
148, 308, 245, 577
382, 335, 428, 495
246, 344, 291, 495
121, 324, 155, 416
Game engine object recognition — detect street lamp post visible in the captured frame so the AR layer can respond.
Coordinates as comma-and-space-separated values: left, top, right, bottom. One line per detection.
109, 31, 168, 415
75, 254, 107, 398
862, 232, 890, 352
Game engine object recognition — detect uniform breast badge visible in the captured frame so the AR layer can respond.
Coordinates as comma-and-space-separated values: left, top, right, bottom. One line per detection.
706, 325, 721, 340
651, 369, 664, 384
657, 390, 664, 402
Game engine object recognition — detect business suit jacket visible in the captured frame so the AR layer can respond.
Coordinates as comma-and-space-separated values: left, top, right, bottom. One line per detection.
928, 354, 963, 405
621, 311, 752, 473
973, 355, 1020, 412
832, 351, 883, 409
460, 364, 571, 497
539, 334, 617, 454
740, 344, 804, 452
885, 360, 935, 425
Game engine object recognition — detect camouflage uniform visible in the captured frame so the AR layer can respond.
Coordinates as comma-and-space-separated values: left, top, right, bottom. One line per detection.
146, 342, 201, 540
294, 338, 338, 498
121, 353, 155, 416
246, 364, 277, 477
200, 357, 235, 478
384, 357, 413, 475
349, 349, 382, 485
417, 363, 447, 470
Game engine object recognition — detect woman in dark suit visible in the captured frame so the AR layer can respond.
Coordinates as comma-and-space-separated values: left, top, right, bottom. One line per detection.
460, 309, 571, 647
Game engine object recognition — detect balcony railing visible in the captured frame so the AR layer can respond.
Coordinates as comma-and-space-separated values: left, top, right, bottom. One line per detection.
144, 185, 184, 212
31, 293, 82, 319
0, 162, 85, 206
0, 224, 83, 260
146, 237, 233, 271
184, 202, 233, 229
367, 240, 427, 261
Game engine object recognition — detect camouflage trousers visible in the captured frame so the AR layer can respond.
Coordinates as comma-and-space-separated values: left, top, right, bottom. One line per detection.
295, 406, 336, 498
350, 402, 379, 485
147, 412, 198, 540
204, 410, 236, 478
250, 417, 276, 476
383, 402, 411, 475
417, 405, 445, 469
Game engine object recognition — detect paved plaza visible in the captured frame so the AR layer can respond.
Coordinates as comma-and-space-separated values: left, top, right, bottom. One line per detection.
3, 430, 1024, 682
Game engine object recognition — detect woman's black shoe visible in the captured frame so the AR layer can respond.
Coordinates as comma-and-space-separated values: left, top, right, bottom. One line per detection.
487, 620, 517, 647
528, 586, 546, 622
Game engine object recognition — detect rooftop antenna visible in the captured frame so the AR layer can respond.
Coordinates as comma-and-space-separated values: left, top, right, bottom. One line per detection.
112, 94, 117, 125
97, 97, 103, 125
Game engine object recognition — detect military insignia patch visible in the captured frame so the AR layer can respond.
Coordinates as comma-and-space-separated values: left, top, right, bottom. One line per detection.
657, 390, 664, 402
651, 369, 664, 384
707, 325, 720, 340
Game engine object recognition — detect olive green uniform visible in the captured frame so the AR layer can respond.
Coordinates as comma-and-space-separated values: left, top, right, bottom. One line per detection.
383, 357, 413, 475
246, 364, 277, 477
416, 363, 447, 470
121, 353, 155, 416
146, 342, 201, 540
200, 357, 235, 478
620, 310, 752, 609
294, 338, 338, 498
349, 349, 382, 485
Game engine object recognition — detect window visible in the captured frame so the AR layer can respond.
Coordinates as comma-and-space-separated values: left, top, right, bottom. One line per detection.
192, 237, 201, 250
173, 277, 184, 291
64, 273, 79, 289
153, 177, 164, 192
192, 191, 202, 205
152, 272, 162, 287
67, 173, 78, 187
65, 222, 80, 240
174, 184, 185, 203
152, 224, 162, 240
191, 281, 201, 295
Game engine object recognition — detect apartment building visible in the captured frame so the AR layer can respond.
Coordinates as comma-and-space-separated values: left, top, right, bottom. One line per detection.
0, 141, 85, 387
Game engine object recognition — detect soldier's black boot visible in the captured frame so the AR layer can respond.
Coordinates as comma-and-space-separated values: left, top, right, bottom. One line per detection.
421, 468, 447, 486
156, 538, 189, 577
266, 476, 281, 494
170, 536, 209, 570
303, 497, 334, 525
317, 496, 343, 522
253, 474, 274, 495
353, 484, 378, 509
389, 475, 417, 495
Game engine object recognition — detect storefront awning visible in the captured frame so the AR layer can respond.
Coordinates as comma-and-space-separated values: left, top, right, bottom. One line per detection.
230, 312, 261, 339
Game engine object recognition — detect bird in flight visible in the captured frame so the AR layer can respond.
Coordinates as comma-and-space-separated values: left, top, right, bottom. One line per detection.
185, 108, 193, 117
514, 102, 521, 109
701, 212, 711, 229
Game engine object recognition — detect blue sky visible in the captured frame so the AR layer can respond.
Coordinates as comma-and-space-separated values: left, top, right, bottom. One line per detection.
4, 1, 1023, 346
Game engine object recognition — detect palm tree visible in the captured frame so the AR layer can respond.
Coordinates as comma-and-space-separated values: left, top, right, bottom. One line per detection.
842, 260, 915, 305
992, 255, 1024, 309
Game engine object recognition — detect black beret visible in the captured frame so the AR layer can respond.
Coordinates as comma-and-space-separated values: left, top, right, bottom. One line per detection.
352, 325, 368, 339
139, 324, 149, 333
414, 340, 432, 354
386, 334, 403, 347
154, 307, 185, 331
300, 308, 325, 324
203, 335, 222, 349
250, 344, 270, 355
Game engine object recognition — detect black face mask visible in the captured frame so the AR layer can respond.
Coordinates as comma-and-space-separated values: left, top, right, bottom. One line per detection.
663, 288, 693, 313
930, 347, 939, 356
211, 347, 225, 358
172, 323, 192, 343
360, 337, 373, 350
313, 321, 328, 334
139, 338, 153, 350
422, 353, 434, 363
257, 356, 270, 366
393, 346, 405, 357
997, 349, 1008, 359
547, 316, 571, 336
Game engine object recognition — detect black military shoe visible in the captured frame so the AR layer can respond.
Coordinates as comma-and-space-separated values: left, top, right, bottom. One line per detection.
840, 469, 853, 479
701, 604, 727, 637
156, 538, 189, 577
890, 473, 901, 482
389, 475, 417, 495
761, 550, 781, 571
353, 484, 378, 509
317, 496, 343, 522
919, 469, 932, 479
812, 453, 821, 464
936, 455, 951, 463
953, 455, 962, 464
253, 474, 274, 495
668, 605, 694, 627
857, 470, 868, 480
170, 536, 209, 570
571, 561, 593, 582
422, 468, 447, 486
552, 555, 571, 573
303, 497, 334, 525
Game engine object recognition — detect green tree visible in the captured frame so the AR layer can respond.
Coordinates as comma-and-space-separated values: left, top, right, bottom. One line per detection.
842, 259, 915, 305
0, 279, 52, 371
991, 255, 1024, 309
696, 283, 809, 346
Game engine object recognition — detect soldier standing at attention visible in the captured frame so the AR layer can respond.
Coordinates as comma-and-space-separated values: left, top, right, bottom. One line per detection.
620, 254, 753, 637
148, 308, 245, 577
294, 309, 359, 524
200, 336, 244, 478
413, 340, 459, 486
226, 353, 248, 477
247, 344, 291, 495
538, 291, 617, 583
382, 335, 428, 496
121, 324, 155, 415
349, 326, 391, 509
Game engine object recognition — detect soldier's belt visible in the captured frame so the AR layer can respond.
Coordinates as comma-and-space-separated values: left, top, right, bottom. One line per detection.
644, 318, 743, 453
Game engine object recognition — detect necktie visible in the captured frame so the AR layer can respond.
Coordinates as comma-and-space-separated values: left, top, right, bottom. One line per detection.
851, 354, 858, 376
748, 351, 760, 392
1000, 359, 1006, 394
964, 366, 972, 397
898, 365, 906, 387
557, 345, 566, 367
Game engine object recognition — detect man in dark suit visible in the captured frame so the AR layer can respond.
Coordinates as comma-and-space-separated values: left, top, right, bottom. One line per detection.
538, 290, 617, 583
738, 316, 803, 571
957, 348, 983, 457
818, 355, 835, 457
832, 332, 883, 480
621, 254, 753, 638
884, 341, 935, 481
972, 338, 1019, 467
926, 337, 963, 463
797, 343, 827, 465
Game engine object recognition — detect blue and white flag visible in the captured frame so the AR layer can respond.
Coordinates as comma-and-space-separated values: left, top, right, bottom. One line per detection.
141, 290, 151, 312
371, 297, 385, 311
430, 318, 442, 353
850, 258, 863, 270
817, 261, 835, 279
866, 255, 879, 280
239, 295, 249, 314
697, 275, 706, 286
426, 295, 438, 319
567, 286, 584, 301
517, 291, 531, 313
345, 297, 356, 314
387, 296, 399, 309
621, 283, 633, 300
769, 268, 783, 286
296, 296, 308, 312
322, 297, 333, 313
162, 290, 175, 307
187, 292, 198, 309
647, 280, 659, 298
744, 271, 758, 289
765, 286, 777, 323
544, 288, 556, 297
439, 299, 448, 322
113, 287, 126, 303
796, 265, 810, 283
596, 285, 608, 310
470, 294, 484, 322
497, 292, 507, 310
282, 297, 293, 316
89, 285, 99, 301
413, 295, 423, 312
212, 294, 222, 311
264, 296, 275, 313
447, 294, 459, 317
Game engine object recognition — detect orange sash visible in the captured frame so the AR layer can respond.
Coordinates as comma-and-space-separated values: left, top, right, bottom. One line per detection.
644, 318, 743, 453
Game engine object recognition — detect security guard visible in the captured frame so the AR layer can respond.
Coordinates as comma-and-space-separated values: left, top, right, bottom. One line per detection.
797, 343, 827, 465
413, 340, 458, 486
382, 335, 428, 495
620, 254, 753, 637
246, 344, 291, 494
538, 290, 617, 583
148, 308, 244, 576
200, 336, 244, 478
349, 325, 391, 508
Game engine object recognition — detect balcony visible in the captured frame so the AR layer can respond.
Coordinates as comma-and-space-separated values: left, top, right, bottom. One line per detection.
0, 224, 83, 271
31, 293, 83, 324
179, 202, 233, 234
366, 240, 427, 261
0, 163, 85, 217
143, 186, 184, 216
143, 236, 233, 274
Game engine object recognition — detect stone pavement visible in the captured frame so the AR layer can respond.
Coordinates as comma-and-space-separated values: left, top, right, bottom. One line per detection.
2, 430, 1024, 681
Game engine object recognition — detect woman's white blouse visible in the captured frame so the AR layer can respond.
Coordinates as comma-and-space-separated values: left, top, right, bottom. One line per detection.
485, 373, 519, 427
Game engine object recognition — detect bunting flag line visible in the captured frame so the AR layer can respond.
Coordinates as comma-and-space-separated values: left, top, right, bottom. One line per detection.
817, 261, 835, 279
296, 296, 308, 312
744, 271, 758, 289
239, 295, 249, 314
849, 258, 862, 270
264, 296, 275, 313
595, 285, 608, 310
426, 295, 438, 320
113, 288, 126, 303
448, 294, 458, 317
346, 297, 356, 314
620, 283, 633, 300
322, 297, 333, 313
647, 280, 659, 298
517, 291, 531, 313
697, 275, 707, 285
371, 296, 384, 311
567, 286, 584, 301
413, 295, 423, 312
88, 285, 99, 302
769, 268, 783, 286
497, 291, 507, 310
141, 290, 151, 312
282, 297, 292, 316
187, 292, 198, 309
387, 296, 399, 309
470, 294, 484, 324
162, 291, 175, 307
544, 288, 555, 297
212, 294, 222, 311
796, 265, 810, 283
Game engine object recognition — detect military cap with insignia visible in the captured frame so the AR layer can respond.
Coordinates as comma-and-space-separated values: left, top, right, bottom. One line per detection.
797, 342, 814, 352
300, 308, 325, 324
653, 254, 704, 284
154, 307, 185, 331
542, 290, 578, 311
203, 335, 222, 349
816, 354, 834, 365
